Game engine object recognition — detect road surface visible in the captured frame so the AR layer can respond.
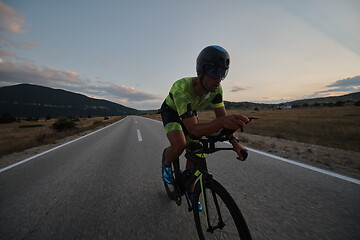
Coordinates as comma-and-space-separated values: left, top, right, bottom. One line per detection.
1, 116, 359, 239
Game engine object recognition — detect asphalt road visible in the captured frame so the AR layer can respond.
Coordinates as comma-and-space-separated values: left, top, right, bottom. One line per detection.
0, 116, 359, 239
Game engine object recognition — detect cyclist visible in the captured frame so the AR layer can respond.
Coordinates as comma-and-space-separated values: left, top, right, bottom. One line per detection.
160, 45, 249, 202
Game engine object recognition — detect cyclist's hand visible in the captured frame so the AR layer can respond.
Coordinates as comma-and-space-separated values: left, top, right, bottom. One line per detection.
232, 141, 248, 161
221, 115, 249, 130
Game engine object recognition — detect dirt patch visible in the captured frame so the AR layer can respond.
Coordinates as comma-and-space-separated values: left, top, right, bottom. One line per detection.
236, 132, 360, 180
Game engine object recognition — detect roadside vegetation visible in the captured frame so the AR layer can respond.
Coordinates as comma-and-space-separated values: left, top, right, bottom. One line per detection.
144, 105, 360, 153
0, 116, 125, 158
1, 105, 359, 160
201, 106, 360, 152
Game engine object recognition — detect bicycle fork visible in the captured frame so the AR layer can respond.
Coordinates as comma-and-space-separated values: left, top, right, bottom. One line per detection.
198, 173, 225, 233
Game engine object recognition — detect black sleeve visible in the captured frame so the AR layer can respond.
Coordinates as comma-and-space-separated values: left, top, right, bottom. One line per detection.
211, 93, 223, 104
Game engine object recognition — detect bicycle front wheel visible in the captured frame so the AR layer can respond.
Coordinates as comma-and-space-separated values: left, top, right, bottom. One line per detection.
193, 178, 252, 240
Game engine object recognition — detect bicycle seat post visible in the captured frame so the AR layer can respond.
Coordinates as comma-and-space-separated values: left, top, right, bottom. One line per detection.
209, 140, 216, 152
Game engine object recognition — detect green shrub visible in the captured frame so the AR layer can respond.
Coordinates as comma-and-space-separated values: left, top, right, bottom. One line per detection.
26, 117, 39, 121
69, 117, 80, 122
0, 113, 16, 124
52, 118, 77, 131
334, 101, 345, 107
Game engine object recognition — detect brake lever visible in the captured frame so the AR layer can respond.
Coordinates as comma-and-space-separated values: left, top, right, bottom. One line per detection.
241, 116, 258, 132
248, 117, 258, 121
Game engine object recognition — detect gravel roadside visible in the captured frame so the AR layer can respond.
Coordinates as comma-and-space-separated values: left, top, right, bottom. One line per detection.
236, 132, 360, 180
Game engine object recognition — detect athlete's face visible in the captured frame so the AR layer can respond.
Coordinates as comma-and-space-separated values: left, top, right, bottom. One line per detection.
203, 75, 221, 92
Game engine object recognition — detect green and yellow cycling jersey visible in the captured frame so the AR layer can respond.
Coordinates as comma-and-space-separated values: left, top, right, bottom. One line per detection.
161, 77, 224, 136
165, 77, 224, 118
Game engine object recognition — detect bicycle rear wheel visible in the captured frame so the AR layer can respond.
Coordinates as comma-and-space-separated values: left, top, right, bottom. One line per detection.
162, 149, 179, 201
193, 178, 252, 240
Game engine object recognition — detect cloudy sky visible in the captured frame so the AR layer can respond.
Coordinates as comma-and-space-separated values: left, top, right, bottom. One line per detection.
0, 0, 359, 110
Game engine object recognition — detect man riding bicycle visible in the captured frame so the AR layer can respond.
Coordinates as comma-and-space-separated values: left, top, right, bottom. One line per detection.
160, 45, 249, 194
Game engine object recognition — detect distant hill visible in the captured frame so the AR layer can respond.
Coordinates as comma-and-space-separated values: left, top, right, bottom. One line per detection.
285, 92, 360, 107
0, 84, 140, 118
216, 92, 360, 110
222, 101, 276, 110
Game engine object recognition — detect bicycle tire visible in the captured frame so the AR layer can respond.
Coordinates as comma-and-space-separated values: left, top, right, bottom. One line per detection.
162, 150, 178, 201
193, 178, 252, 240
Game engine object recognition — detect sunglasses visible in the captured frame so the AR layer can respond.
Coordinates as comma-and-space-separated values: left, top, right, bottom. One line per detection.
204, 64, 228, 80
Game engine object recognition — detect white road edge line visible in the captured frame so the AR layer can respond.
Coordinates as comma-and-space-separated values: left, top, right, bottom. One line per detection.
223, 140, 360, 185
246, 146, 360, 185
141, 117, 360, 185
0, 117, 128, 174
137, 129, 143, 142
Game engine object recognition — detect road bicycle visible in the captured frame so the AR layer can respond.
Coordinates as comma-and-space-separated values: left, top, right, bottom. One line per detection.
162, 122, 256, 239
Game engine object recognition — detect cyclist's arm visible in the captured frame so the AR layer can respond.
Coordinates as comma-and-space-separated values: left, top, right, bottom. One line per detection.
212, 106, 248, 160
182, 106, 227, 137
182, 112, 248, 137
213, 106, 237, 142
213, 106, 226, 119
182, 116, 223, 137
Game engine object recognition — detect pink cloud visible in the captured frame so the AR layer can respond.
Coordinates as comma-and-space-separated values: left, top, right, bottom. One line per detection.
89, 82, 159, 102
0, 59, 160, 103
308, 76, 360, 98
230, 83, 250, 92
0, 2, 25, 33
0, 34, 39, 49
0, 49, 16, 58
0, 60, 89, 87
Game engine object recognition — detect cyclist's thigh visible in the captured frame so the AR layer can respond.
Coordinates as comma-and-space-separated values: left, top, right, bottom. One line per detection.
161, 111, 187, 153
167, 129, 187, 149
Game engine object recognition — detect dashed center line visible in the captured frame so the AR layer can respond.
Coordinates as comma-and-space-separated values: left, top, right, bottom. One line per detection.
137, 129, 143, 142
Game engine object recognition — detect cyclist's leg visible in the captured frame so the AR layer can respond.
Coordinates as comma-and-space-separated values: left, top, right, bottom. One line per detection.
160, 103, 187, 166
161, 106, 187, 183
164, 130, 187, 165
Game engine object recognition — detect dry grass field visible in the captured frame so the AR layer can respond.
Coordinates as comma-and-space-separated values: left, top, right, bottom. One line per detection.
0, 116, 125, 158
198, 106, 360, 152
0, 107, 359, 177
144, 106, 360, 152
143, 106, 360, 178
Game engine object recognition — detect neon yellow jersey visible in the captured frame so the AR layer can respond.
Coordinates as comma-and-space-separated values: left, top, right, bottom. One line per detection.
165, 77, 224, 118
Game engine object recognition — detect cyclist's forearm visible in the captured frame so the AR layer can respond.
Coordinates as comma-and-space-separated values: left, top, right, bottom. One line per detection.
187, 119, 223, 137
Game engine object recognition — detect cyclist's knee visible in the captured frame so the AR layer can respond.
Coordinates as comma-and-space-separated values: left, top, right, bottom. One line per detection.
165, 130, 187, 159
169, 142, 186, 155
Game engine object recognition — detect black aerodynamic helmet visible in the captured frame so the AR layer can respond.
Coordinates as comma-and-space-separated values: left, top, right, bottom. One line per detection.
196, 45, 230, 76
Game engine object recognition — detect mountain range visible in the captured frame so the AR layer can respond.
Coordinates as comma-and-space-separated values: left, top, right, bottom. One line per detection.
223, 92, 360, 110
284, 92, 360, 106
0, 84, 139, 118
1, 83, 359, 118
